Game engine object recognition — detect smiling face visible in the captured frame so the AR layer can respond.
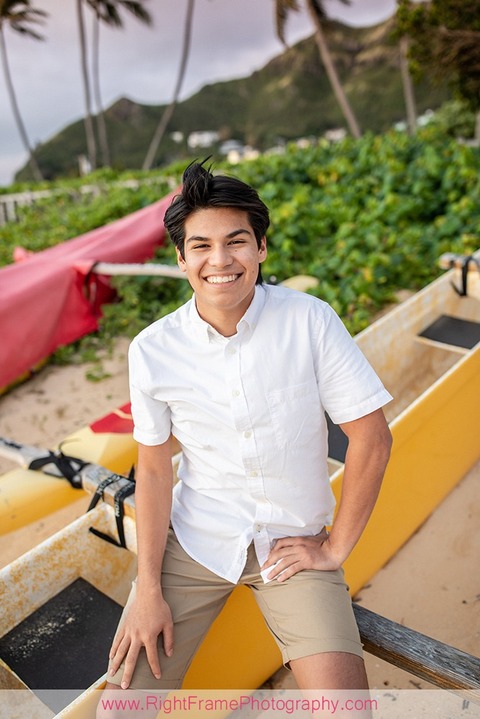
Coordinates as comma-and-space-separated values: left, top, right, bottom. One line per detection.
176, 207, 267, 336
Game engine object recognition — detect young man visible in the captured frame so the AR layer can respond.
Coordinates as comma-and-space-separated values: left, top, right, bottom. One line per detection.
103, 161, 392, 697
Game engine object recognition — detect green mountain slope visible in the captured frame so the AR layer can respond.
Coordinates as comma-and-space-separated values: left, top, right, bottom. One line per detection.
18, 18, 448, 181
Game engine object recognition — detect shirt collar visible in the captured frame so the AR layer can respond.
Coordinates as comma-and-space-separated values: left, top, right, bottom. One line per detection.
188, 284, 267, 343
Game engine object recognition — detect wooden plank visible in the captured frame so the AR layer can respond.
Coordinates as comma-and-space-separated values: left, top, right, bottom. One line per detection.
353, 603, 480, 699
92, 261, 186, 279
439, 252, 480, 271
414, 335, 468, 355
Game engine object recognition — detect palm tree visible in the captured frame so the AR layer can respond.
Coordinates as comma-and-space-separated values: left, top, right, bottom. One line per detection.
274, 0, 361, 139
399, 34, 417, 135
76, 0, 97, 171
0, 0, 46, 182
87, 0, 153, 167
143, 0, 195, 171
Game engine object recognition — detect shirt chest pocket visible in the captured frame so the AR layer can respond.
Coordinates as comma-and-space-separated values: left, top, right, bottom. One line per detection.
267, 381, 323, 450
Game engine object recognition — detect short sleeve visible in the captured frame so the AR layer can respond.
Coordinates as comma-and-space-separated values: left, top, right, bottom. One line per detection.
314, 305, 392, 424
128, 339, 172, 446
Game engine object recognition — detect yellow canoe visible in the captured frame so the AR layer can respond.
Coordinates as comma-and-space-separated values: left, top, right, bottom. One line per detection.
0, 255, 479, 717
0, 403, 138, 535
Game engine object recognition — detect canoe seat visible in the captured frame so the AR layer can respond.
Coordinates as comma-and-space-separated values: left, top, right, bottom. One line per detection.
417, 315, 480, 351
0, 578, 122, 707
326, 413, 348, 464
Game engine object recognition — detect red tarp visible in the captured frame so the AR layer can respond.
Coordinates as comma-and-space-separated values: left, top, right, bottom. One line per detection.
0, 189, 178, 390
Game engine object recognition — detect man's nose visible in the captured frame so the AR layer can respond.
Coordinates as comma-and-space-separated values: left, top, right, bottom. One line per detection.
208, 244, 233, 267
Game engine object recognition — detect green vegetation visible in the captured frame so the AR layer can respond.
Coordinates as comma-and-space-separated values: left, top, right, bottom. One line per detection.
397, 0, 480, 111
235, 127, 480, 331
0, 168, 174, 266
2, 123, 479, 370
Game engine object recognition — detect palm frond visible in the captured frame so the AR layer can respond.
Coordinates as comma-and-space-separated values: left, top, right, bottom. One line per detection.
308, 0, 351, 30
118, 1, 153, 26
274, 0, 300, 46
86, 1, 122, 26
1, 3, 47, 39
85, 0, 152, 28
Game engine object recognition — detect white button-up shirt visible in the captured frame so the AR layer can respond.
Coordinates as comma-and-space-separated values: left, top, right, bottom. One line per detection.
129, 284, 392, 583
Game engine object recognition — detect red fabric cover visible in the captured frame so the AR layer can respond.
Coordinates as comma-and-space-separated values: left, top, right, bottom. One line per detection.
0, 190, 178, 390
90, 403, 133, 434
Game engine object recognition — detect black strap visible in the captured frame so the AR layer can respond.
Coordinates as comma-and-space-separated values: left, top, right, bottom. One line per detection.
450, 255, 480, 297
89, 480, 136, 549
87, 475, 120, 512
28, 451, 89, 489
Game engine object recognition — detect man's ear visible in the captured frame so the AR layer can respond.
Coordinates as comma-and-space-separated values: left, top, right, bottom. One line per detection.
176, 247, 187, 271
259, 236, 267, 263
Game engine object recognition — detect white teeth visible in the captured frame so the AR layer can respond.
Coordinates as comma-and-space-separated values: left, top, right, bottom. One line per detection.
206, 275, 238, 284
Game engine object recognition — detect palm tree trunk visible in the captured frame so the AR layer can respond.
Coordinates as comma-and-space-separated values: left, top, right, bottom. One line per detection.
399, 36, 417, 135
143, 0, 195, 171
0, 26, 43, 182
305, 0, 361, 139
77, 0, 97, 171
92, 11, 111, 167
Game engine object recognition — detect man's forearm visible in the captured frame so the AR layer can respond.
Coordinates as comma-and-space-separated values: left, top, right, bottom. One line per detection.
328, 409, 392, 565
134, 440, 174, 592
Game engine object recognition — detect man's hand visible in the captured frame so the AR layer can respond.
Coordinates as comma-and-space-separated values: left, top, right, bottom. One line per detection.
260, 528, 338, 582
108, 584, 174, 689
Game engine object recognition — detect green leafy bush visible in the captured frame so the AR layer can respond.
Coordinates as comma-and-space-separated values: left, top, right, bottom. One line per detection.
1, 125, 479, 370
0, 169, 176, 266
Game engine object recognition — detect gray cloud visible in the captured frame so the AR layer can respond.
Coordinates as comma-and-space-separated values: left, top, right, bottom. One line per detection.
0, 0, 395, 185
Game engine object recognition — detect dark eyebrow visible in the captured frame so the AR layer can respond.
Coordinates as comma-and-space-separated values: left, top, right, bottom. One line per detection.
185, 228, 253, 245
226, 228, 253, 238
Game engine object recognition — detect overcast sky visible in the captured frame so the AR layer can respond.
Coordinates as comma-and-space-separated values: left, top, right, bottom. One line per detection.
0, 0, 396, 187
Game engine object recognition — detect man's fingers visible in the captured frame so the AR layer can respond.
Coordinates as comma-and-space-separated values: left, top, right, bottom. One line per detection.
262, 531, 334, 579
109, 635, 130, 675
119, 644, 140, 689
263, 532, 330, 569
109, 629, 125, 659
144, 640, 162, 680
265, 557, 291, 581
162, 620, 174, 658
263, 542, 300, 569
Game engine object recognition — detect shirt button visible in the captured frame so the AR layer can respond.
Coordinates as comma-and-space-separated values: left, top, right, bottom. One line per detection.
250, 471, 258, 477
232, 389, 240, 397
255, 524, 263, 532
244, 430, 252, 439
227, 347, 236, 355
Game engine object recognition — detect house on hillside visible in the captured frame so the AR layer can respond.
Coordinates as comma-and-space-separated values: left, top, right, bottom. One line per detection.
187, 131, 220, 149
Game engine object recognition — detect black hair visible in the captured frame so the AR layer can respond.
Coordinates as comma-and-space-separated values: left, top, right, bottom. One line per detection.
164, 160, 269, 284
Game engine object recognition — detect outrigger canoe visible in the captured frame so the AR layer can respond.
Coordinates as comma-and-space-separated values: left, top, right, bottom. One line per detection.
0, 253, 479, 717
0, 189, 178, 395
0, 403, 138, 536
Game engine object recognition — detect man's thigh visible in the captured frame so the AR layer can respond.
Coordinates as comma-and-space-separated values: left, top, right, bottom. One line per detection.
108, 529, 233, 690
250, 567, 363, 668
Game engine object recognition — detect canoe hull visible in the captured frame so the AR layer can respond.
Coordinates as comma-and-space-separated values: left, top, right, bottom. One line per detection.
0, 404, 138, 535
0, 259, 479, 716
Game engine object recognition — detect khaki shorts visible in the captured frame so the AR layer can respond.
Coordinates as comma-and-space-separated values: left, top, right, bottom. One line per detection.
108, 528, 363, 689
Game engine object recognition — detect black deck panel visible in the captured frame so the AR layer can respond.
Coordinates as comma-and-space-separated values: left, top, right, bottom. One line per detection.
418, 315, 480, 350
0, 577, 122, 692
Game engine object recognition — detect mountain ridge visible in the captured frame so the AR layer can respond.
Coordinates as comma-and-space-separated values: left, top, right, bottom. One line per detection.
17, 18, 448, 181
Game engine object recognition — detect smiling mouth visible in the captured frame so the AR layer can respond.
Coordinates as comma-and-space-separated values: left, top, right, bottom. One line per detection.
205, 274, 240, 284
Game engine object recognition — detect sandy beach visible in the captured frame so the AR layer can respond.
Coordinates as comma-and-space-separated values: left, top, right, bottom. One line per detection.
0, 338, 478, 692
